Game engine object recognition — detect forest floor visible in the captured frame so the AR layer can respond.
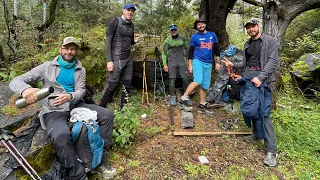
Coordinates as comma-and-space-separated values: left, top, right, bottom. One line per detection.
90, 92, 293, 180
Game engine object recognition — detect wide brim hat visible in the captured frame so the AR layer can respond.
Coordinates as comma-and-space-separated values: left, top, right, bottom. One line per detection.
193, 18, 207, 30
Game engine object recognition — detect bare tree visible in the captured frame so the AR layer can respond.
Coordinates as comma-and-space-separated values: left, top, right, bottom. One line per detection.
200, 0, 320, 51
13, 0, 18, 18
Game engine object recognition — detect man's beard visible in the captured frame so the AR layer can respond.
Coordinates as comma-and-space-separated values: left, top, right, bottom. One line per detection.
61, 54, 75, 62
249, 30, 259, 38
198, 27, 206, 33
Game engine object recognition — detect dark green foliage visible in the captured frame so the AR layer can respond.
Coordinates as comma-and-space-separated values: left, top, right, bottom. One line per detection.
282, 9, 320, 64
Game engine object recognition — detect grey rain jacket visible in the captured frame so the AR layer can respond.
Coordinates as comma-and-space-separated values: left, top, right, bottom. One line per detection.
9, 55, 86, 129
233, 33, 279, 84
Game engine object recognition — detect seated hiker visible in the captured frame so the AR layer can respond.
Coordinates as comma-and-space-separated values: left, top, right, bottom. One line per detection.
162, 24, 190, 105
9, 37, 116, 179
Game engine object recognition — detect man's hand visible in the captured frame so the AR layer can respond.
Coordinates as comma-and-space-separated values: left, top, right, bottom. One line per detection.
221, 57, 234, 67
251, 77, 262, 87
53, 94, 72, 107
106, 61, 114, 72
22, 88, 40, 104
215, 63, 221, 72
163, 65, 168, 72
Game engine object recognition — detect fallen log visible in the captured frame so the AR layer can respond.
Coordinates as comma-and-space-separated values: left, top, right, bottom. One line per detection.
173, 131, 251, 136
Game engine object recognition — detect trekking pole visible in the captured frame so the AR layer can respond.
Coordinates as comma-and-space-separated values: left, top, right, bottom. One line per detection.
141, 55, 149, 104
154, 47, 167, 101
0, 129, 42, 180
154, 59, 157, 103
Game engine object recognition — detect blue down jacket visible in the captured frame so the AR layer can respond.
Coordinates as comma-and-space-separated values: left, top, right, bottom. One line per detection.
239, 76, 272, 138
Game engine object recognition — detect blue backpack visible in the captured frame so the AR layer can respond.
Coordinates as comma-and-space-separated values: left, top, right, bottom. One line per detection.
71, 121, 104, 171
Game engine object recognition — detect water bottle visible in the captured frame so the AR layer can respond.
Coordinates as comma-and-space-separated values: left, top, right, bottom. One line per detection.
16, 87, 54, 109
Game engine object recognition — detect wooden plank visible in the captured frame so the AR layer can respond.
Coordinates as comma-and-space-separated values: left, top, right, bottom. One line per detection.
173, 131, 252, 136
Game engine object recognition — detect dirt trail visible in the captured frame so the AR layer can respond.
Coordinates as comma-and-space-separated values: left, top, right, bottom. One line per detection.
109, 102, 287, 179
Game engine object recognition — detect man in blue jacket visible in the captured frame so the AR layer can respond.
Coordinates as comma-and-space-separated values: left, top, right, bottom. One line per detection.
221, 18, 279, 167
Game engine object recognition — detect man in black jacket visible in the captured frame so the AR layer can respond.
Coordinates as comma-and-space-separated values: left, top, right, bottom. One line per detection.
222, 18, 279, 167
99, 3, 139, 109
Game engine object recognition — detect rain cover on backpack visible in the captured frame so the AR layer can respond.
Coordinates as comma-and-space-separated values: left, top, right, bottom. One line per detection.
70, 108, 104, 171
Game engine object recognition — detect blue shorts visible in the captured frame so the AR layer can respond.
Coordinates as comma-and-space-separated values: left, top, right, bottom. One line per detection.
192, 59, 212, 90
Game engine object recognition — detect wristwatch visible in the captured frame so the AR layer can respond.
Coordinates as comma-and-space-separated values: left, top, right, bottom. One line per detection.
68, 93, 73, 100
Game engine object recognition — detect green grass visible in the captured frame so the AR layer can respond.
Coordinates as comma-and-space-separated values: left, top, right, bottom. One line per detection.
272, 74, 320, 179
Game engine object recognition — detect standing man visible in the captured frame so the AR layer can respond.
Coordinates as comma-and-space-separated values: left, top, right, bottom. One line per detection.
221, 18, 279, 167
9, 37, 116, 179
162, 24, 189, 106
99, 3, 139, 110
180, 18, 221, 115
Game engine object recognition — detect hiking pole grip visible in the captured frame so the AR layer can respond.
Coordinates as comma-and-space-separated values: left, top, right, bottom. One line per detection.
16, 87, 54, 109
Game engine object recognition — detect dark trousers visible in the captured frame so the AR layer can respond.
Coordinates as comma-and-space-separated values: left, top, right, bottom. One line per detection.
169, 78, 189, 96
43, 102, 114, 179
99, 60, 133, 108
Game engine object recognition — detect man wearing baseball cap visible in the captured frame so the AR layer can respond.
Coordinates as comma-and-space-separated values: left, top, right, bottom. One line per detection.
162, 24, 189, 105
221, 18, 279, 167
9, 37, 116, 179
99, 3, 139, 110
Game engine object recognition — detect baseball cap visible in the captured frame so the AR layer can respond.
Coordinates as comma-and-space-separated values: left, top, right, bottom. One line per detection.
61, 37, 79, 46
169, 24, 178, 30
124, 3, 136, 11
244, 18, 259, 27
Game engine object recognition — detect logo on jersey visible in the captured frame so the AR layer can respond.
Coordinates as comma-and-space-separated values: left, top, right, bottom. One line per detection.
200, 41, 212, 50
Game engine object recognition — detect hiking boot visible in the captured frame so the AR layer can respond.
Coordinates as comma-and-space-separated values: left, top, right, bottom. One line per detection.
264, 152, 277, 167
96, 164, 117, 179
170, 96, 177, 106
180, 97, 192, 106
243, 134, 262, 143
198, 103, 214, 116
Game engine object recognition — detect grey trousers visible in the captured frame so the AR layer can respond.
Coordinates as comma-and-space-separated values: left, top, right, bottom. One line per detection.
252, 116, 277, 153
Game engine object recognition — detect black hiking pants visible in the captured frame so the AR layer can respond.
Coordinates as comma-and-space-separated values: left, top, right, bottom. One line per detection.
43, 102, 114, 179
99, 59, 133, 109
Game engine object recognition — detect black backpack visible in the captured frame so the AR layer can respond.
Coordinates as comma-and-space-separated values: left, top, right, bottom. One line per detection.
83, 84, 97, 104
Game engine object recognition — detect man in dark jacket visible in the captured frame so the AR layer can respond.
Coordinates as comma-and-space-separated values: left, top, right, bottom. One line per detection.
9, 37, 116, 179
221, 18, 279, 167
99, 3, 139, 109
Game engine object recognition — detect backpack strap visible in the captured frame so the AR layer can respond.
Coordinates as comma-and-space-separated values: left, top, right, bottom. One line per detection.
71, 121, 84, 143
116, 17, 122, 31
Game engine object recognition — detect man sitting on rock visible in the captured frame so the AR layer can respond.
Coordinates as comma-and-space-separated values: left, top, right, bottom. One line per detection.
9, 37, 116, 179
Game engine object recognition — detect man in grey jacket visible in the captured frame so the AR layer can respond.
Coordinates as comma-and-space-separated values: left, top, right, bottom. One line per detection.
9, 37, 116, 179
222, 18, 279, 167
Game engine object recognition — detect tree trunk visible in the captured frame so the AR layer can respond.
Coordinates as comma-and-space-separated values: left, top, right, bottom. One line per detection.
37, 0, 59, 42
13, 0, 18, 18
199, 0, 238, 49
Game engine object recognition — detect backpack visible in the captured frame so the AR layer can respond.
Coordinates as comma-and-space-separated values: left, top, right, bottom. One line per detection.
70, 108, 104, 172
83, 84, 97, 104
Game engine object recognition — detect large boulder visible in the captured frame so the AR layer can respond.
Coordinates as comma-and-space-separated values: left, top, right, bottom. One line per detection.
290, 53, 320, 98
